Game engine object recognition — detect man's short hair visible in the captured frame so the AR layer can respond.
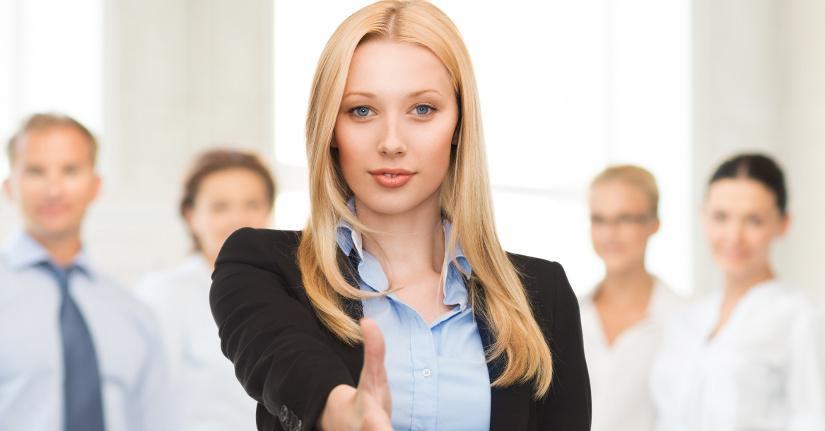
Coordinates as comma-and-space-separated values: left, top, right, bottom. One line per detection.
6, 113, 98, 166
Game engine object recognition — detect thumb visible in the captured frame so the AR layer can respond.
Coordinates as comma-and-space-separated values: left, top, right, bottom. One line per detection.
358, 318, 392, 420
359, 318, 387, 387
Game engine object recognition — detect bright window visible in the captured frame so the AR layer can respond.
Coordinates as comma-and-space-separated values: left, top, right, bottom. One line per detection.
0, 0, 103, 179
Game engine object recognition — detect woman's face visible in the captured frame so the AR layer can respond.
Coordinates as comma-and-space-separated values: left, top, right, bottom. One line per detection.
703, 178, 788, 280
187, 168, 272, 260
334, 39, 458, 217
589, 180, 659, 274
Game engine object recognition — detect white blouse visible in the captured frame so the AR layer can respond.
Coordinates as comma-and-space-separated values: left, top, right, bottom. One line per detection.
650, 279, 825, 431
135, 256, 257, 431
580, 279, 684, 431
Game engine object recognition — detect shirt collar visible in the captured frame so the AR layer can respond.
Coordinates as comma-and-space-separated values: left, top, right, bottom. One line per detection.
335, 199, 473, 309
1, 229, 95, 278
335, 199, 364, 260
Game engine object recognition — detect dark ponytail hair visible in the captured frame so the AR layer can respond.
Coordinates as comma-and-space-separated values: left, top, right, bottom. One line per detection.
709, 153, 787, 215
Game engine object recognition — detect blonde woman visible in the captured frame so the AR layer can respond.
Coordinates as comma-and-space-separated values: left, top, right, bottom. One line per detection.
580, 166, 683, 431
210, 1, 591, 430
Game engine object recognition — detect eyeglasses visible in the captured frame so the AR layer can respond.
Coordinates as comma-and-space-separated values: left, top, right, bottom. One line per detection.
590, 213, 655, 228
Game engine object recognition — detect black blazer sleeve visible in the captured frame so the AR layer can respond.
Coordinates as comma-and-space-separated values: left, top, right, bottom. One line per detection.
209, 228, 353, 431
536, 261, 592, 429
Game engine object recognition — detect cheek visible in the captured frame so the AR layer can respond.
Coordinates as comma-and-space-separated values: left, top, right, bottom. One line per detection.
704, 220, 725, 245
335, 121, 376, 170
17, 179, 42, 201
242, 206, 271, 228
743, 225, 775, 251
66, 175, 97, 203
590, 228, 608, 245
627, 229, 651, 247
190, 210, 222, 240
410, 124, 454, 174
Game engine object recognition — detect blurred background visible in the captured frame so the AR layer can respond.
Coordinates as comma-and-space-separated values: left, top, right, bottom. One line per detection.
0, 0, 822, 300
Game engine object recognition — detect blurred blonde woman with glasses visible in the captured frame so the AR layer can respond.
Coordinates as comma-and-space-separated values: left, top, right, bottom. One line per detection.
209, 1, 591, 430
580, 165, 684, 431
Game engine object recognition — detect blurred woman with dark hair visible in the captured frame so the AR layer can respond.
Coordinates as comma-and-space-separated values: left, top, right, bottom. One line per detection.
651, 154, 825, 431
135, 148, 276, 431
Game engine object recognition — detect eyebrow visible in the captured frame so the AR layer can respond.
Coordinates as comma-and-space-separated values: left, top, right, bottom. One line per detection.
341, 89, 443, 99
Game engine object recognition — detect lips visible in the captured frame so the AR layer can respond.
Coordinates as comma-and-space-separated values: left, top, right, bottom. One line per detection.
38, 204, 70, 217
368, 168, 415, 188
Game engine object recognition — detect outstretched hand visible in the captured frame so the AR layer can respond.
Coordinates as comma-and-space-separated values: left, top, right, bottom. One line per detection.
319, 319, 392, 430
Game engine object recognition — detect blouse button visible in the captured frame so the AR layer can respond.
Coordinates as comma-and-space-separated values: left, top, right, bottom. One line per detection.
422, 368, 432, 377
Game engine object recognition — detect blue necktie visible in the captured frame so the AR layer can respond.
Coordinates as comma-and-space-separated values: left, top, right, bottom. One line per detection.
42, 262, 106, 431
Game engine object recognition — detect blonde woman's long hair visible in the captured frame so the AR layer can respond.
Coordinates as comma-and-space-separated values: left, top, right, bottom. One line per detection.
297, 0, 553, 398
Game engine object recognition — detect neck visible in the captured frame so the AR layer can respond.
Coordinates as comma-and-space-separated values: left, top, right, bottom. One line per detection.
724, 265, 774, 297
27, 228, 83, 267
356, 195, 444, 279
597, 264, 654, 305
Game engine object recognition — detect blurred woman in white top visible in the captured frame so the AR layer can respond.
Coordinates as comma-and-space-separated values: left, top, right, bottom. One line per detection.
135, 149, 276, 431
580, 165, 684, 431
651, 153, 825, 431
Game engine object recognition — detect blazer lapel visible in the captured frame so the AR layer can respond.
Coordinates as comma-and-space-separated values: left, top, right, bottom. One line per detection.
338, 248, 364, 320
332, 248, 365, 381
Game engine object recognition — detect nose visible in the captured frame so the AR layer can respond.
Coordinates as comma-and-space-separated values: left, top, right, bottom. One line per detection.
377, 117, 406, 157
45, 174, 66, 199
723, 219, 746, 246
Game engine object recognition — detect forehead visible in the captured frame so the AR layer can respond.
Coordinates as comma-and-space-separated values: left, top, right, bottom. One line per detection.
196, 168, 269, 198
589, 180, 652, 213
13, 126, 94, 164
706, 178, 778, 212
345, 39, 453, 95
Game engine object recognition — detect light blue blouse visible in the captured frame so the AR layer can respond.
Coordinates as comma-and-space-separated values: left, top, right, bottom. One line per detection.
336, 217, 491, 431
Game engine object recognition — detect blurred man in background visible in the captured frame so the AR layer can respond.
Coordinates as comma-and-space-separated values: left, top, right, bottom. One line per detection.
0, 113, 174, 431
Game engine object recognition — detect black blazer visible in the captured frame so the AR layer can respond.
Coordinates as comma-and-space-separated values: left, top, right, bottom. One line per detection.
210, 228, 591, 431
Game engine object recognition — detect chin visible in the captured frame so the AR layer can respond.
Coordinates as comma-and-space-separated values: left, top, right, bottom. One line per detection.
717, 260, 757, 279
356, 188, 438, 216
360, 199, 417, 216
604, 261, 633, 274
31, 224, 78, 239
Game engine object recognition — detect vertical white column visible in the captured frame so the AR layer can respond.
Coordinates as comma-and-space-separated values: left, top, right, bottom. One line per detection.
691, 0, 782, 294
99, 0, 273, 285
779, 0, 825, 298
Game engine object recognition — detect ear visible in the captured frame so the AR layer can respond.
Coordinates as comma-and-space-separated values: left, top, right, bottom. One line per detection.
182, 207, 194, 228
90, 173, 102, 202
778, 212, 791, 236
2, 177, 12, 202
650, 217, 661, 235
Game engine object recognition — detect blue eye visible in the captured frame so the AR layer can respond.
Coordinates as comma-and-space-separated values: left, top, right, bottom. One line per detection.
352, 106, 373, 117
414, 105, 433, 116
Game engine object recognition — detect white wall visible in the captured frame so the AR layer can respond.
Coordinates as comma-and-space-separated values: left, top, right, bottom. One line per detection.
780, 0, 825, 300
95, 0, 273, 286
692, 0, 825, 299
